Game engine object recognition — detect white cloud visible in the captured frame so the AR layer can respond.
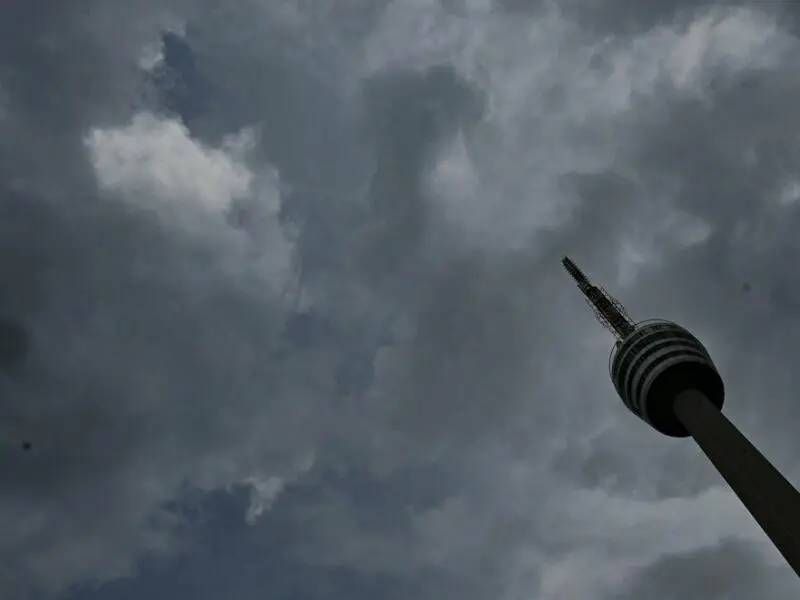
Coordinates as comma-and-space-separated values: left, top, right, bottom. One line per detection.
86, 113, 253, 216
244, 450, 314, 525
777, 180, 800, 207
244, 476, 286, 525
663, 8, 791, 92
86, 112, 296, 296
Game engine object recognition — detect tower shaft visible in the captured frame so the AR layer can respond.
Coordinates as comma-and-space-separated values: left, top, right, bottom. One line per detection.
673, 390, 800, 577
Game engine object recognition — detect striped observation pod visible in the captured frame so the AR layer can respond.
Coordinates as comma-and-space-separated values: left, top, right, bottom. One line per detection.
609, 319, 724, 437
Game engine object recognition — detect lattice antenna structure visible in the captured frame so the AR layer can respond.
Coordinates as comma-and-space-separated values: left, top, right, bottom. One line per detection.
561, 256, 635, 340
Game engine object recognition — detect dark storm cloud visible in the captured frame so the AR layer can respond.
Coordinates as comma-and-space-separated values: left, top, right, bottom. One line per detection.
283, 4, 800, 599
617, 539, 799, 599
605, 56, 800, 464
0, 1, 323, 596
497, 0, 789, 37
2, 1, 800, 599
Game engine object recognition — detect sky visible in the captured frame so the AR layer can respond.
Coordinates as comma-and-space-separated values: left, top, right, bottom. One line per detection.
1, 0, 800, 598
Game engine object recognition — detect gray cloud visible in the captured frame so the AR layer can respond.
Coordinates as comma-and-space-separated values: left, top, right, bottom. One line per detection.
1, 1, 799, 599
617, 539, 799, 600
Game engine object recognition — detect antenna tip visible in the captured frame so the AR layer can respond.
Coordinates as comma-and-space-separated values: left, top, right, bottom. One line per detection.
561, 255, 587, 283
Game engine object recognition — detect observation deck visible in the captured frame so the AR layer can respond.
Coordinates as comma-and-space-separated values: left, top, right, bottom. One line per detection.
609, 319, 725, 437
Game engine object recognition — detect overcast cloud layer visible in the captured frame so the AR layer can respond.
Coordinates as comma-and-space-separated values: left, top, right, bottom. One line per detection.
1, 1, 800, 598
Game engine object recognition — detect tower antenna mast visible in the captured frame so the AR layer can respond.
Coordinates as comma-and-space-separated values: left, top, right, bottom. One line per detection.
561, 256, 635, 340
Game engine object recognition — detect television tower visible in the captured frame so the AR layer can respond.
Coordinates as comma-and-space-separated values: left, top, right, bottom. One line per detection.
562, 256, 800, 577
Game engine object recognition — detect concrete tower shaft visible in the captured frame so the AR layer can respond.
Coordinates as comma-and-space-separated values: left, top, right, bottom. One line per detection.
674, 390, 800, 578
610, 319, 724, 437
